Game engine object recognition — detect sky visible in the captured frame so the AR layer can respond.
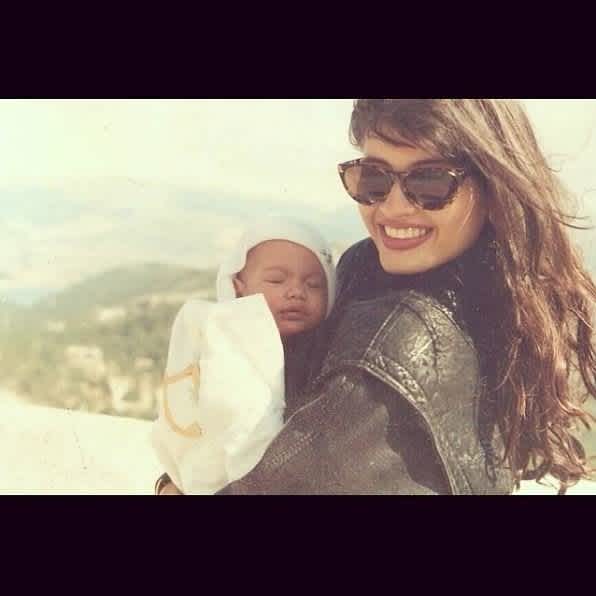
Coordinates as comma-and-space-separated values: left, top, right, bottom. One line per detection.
1, 99, 595, 304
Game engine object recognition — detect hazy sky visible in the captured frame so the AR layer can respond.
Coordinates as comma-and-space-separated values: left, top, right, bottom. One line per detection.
0, 99, 359, 208
1, 99, 595, 302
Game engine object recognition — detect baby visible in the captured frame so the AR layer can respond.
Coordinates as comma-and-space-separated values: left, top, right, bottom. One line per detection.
151, 216, 336, 495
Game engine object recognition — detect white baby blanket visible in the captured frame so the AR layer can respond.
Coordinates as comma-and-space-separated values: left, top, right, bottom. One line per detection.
151, 294, 285, 494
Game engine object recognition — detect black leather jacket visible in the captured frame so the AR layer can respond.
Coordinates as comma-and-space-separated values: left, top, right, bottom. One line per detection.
218, 226, 515, 495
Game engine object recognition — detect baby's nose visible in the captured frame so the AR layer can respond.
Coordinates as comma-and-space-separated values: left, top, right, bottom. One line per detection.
286, 284, 306, 299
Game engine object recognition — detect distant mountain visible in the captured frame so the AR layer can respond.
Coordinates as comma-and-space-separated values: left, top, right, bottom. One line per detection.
1, 178, 368, 306
33, 263, 216, 319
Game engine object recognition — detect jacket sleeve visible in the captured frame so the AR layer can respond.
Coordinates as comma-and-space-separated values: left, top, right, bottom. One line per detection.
217, 368, 450, 495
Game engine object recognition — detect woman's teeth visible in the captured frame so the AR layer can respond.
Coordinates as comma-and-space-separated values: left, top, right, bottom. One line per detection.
383, 226, 430, 239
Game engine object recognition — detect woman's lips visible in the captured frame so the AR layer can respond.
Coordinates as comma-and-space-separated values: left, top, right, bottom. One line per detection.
378, 225, 433, 251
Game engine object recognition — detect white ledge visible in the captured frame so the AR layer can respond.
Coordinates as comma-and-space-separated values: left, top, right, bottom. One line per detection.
0, 397, 161, 495
0, 396, 594, 495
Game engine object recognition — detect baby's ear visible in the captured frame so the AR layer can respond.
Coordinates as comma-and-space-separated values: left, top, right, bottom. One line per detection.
232, 274, 246, 298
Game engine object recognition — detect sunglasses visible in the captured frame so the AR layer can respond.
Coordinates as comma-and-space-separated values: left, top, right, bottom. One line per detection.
338, 158, 470, 211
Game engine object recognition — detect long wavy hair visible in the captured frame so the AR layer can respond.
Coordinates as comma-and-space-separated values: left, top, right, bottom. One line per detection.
350, 99, 596, 492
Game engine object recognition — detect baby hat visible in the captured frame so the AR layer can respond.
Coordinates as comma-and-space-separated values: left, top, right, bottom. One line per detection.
216, 216, 336, 318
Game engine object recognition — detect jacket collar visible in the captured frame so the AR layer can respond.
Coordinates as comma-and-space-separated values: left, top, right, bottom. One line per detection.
356, 223, 499, 324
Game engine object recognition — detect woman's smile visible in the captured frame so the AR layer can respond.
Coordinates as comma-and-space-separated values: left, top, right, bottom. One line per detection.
379, 224, 434, 251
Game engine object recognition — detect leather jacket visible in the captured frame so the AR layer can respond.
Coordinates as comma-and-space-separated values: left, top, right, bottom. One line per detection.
218, 225, 515, 495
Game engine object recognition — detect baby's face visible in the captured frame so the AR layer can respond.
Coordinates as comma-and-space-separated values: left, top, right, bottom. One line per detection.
233, 240, 328, 338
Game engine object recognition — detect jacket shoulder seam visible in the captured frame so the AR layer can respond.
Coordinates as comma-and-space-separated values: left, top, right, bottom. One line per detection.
322, 360, 458, 494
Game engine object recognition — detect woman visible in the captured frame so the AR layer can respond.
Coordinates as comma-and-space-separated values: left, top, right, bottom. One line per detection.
156, 99, 596, 495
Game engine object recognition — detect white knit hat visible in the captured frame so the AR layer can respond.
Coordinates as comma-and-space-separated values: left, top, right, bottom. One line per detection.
216, 216, 336, 317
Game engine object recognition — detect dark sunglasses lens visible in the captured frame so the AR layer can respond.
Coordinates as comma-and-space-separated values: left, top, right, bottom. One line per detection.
343, 164, 392, 204
404, 169, 457, 210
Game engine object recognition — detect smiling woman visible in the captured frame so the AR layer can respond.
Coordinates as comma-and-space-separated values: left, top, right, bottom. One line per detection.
157, 99, 596, 495
339, 140, 488, 275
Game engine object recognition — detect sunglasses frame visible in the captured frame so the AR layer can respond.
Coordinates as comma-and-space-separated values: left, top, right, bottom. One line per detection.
338, 158, 470, 210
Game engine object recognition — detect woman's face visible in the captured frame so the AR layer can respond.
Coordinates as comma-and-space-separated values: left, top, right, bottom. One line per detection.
358, 134, 488, 275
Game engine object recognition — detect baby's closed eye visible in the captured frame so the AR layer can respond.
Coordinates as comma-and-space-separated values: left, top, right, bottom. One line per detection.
306, 277, 324, 289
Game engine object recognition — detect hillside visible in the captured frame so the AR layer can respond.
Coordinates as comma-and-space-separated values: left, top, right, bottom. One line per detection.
0, 263, 217, 420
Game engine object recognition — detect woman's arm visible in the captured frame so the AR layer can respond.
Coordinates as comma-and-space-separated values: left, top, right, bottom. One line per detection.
155, 369, 446, 495
153, 285, 509, 495
215, 369, 448, 495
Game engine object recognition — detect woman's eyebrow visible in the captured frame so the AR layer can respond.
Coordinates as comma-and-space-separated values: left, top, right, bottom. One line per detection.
362, 156, 451, 169
413, 157, 452, 167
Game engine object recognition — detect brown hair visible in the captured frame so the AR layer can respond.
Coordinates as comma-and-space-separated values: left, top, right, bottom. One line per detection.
350, 99, 596, 492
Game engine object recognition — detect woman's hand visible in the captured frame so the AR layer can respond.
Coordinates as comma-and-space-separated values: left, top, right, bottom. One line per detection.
159, 481, 184, 495
155, 473, 184, 495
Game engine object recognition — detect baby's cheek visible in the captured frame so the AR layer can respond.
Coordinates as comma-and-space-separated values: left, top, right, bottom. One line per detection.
262, 291, 282, 315
316, 293, 328, 315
